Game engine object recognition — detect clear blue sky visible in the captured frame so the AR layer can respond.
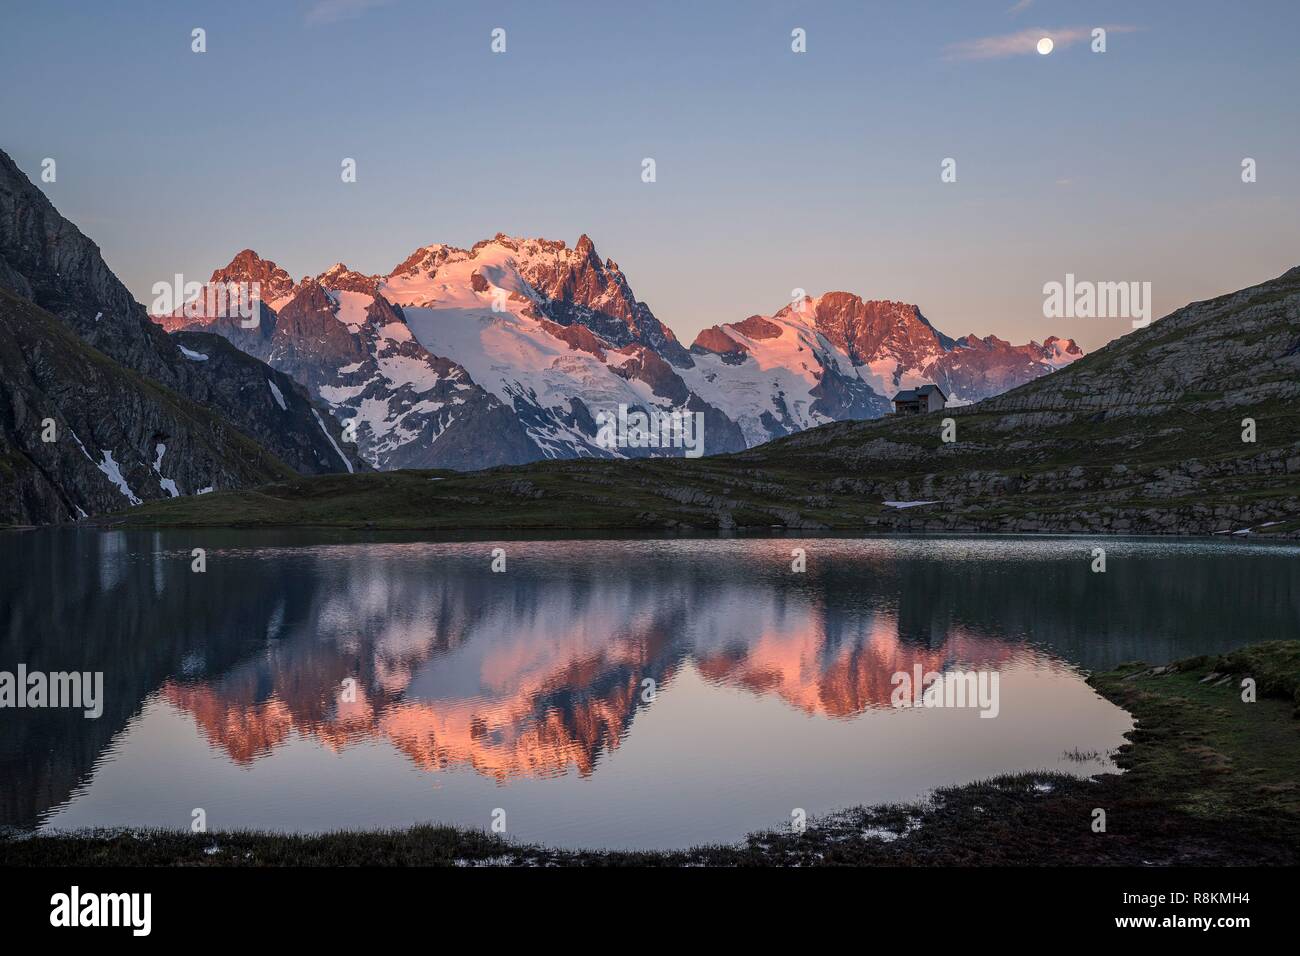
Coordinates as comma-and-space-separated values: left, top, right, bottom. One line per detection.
2, 0, 1297, 351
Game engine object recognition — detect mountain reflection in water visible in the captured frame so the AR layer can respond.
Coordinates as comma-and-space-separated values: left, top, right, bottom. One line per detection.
3, 531, 1295, 849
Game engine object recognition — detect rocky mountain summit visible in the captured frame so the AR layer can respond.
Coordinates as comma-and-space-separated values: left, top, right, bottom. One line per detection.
160, 260, 538, 470
391, 233, 692, 364
686, 293, 1082, 444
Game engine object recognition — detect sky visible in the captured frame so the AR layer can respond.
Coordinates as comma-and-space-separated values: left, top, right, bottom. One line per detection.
2, 0, 1297, 352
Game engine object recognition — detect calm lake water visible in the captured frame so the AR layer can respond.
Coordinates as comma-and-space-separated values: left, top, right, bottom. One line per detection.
2, 531, 1296, 850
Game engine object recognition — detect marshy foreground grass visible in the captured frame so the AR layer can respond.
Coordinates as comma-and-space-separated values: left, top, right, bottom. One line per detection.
5, 642, 1297, 867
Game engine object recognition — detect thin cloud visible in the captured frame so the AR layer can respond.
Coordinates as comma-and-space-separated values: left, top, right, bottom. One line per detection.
1007, 0, 1035, 14
945, 24, 1138, 61
305, 0, 392, 25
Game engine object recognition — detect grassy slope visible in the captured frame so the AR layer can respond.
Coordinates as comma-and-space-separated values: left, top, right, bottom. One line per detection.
6, 642, 1297, 866
106, 267, 1300, 535
104, 391, 1300, 534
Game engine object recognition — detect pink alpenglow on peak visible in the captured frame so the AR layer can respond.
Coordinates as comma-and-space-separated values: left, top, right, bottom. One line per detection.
152, 237, 1082, 467
685, 291, 1084, 443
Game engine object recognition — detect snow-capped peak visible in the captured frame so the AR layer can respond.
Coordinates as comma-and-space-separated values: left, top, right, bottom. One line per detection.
158, 236, 1084, 473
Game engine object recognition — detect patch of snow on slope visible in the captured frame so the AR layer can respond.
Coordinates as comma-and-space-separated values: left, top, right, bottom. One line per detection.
178, 344, 209, 361
352, 396, 400, 441
267, 378, 287, 410
376, 355, 443, 391
319, 379, 372, 403
331, 290, 373, 332
151, 443, 180, 497
312, 408, 354, 474
97, 450, 142, 505
377, 322, 412, 343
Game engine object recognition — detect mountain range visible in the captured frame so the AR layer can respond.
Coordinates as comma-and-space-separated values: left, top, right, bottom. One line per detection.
126, 261, 1300, 538
0, 143, 1088, 526
156, 236, 1082, 469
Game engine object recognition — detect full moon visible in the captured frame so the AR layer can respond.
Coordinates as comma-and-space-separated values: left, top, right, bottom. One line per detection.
1036, 37, 1054, 55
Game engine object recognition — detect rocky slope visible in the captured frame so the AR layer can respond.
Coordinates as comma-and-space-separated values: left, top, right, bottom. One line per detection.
0, 149, 363, 525
122, 265, 1300, 537
0, 150, 363, 476
169, 330, 357, 475
0, 289, 295, 525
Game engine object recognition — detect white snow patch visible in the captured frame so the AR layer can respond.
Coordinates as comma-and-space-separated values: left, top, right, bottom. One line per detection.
320, 380, 372, 403
883, 500, 937, 509
376, 354, 443, 391
178, 344, 209, 361
267, 378, 287, 410
151, 442, 180, 497
330, 290, 373, 332
312, 409, 354, 473
377, 322, 412, 343
96, 450, 142, 505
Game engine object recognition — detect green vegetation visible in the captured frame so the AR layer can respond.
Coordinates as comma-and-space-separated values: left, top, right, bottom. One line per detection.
6, 642, 1296, 866
1084, 641, 1300, 854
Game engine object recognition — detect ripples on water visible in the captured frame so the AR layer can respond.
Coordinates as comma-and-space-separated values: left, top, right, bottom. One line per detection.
1, 531, 1295, 849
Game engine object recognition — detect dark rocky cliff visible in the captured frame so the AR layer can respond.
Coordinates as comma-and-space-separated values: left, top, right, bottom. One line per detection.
0, 149, 363, 483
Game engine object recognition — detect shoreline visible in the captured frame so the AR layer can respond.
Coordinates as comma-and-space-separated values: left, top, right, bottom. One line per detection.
5, 642, 1297, 867
7, 523, 1300, 543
